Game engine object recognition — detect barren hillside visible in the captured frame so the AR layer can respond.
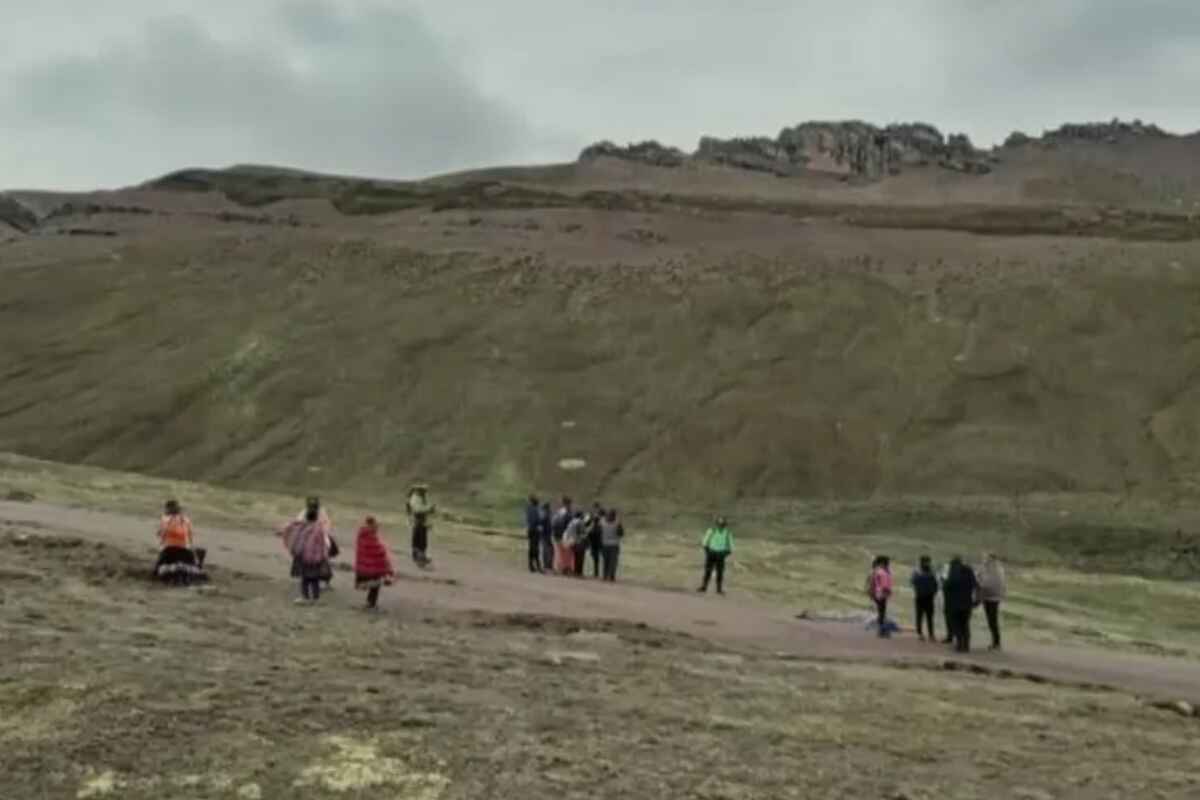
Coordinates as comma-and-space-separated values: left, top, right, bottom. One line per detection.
3, 119, 1200, 507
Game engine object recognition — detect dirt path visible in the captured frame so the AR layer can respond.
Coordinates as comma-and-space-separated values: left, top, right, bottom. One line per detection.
4, 500, 1198, 703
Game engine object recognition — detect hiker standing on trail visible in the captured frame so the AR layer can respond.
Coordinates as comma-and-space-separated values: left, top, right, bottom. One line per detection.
560, 512, 584, 576
295, 496, 337, 590
938, 561, 954, 644
599, 508, 624, 582
406, 484, 436, 567
282, 506, 332, 604
538, 502, 554, 575
587, 503, 604, 578
525, 496, 543, 573
154, 499, 204, 585
911, 555, 939, 642
572, 510, 592, 577
942, 556, 979, 653
978, 553, 1007, 651
551, 497, 573, 574
354, 516, 395, 611
697, 517, 734, 595
868, 556, 894, 638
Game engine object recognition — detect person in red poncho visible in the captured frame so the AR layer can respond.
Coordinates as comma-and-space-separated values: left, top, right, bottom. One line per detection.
354, 516, 395, 610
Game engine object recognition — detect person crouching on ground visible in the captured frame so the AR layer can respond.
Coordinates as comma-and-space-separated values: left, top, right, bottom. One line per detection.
978, 553, 1007, 651
697, 516, 734, 594
282, 506, 331, 605
911, 555, 939, 642
154, 499, 202, 585
868, 556, 894, 638
354, 516, 395, 611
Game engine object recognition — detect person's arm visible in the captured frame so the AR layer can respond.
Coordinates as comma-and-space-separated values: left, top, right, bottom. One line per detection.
701, 529, 711, 549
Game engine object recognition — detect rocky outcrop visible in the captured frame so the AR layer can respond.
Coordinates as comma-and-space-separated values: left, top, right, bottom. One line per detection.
581, 121, 993, 180
1005, 119, 1171, 148
702, 121, 992, 179
0, 194, 38, 232
578, 140, 687, 168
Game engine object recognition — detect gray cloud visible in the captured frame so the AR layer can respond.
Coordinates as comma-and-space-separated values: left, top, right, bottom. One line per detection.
2, 0, 1199, 190
0, 1, 540, 189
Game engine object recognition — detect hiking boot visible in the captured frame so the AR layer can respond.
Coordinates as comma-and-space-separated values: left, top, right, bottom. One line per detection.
716, 588, 725, 595
696, 586, 707, 593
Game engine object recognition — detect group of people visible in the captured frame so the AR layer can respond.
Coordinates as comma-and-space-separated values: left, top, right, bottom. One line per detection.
153, 484, 439, 610
522, 497, 738, 595
524, 496, 625, 581
155, 490, 1008, 653
868, 553, 1008, 653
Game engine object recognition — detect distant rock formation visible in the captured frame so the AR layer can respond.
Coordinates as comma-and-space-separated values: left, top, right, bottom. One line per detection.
581, 121, 993, 180
1004, 119, 1171, 148
579, 140, 688, 168
0, 194, 38, 232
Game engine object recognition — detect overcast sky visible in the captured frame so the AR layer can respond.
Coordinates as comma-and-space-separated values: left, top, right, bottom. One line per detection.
2, 0, 1199, 190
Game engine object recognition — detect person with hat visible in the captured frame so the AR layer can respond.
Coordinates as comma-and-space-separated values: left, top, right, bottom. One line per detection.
697, 516, 734, 595
406, 483, 436, 567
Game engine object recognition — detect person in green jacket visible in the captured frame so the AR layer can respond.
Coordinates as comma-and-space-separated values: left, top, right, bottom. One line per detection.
697, 517, 734, 595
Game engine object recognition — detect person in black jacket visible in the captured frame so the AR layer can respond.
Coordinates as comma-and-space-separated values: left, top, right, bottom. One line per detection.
525, 495, 542, 573
942, 556, 979, 653
910, 555, 939, 642
587, 503, 604, 578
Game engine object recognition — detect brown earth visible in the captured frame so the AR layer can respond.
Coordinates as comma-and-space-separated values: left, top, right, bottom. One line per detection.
4, 500, 1198, 703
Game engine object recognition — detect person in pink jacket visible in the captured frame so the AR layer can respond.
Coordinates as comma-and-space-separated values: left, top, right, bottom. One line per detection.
869, 556, 894, 638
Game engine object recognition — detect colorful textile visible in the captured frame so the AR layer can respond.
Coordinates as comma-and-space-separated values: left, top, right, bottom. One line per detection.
354, 520, 394, 579
158, 514, 193, 549
871, 567, 893, 601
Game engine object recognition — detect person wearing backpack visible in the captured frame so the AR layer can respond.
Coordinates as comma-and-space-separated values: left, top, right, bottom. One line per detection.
697, 517, 734, 595
868, 556, 894, 638
910, 555, 939, 642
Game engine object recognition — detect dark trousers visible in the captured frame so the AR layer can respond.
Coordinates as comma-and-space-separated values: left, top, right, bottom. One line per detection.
301, 577, 321, 601
411, 520, 429, 562
874, 597, 889, 636
540, 532, 554, 574
700, 550, 728, 592
943, 603, 954, 642
589, 539, 602, 577
950, 608, 972, 652
572, 542, 588, 576
366, 586, 381, 608
983, 601, 1001, 648
527, 530, 542, 572
601, 545, 620, 581
915, 596, 936, 639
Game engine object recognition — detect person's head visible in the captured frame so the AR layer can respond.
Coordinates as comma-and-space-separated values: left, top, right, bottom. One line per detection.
529, 495, 539, 506
919, 555, 932, 571
950, 555, 963, 567
593, 502, 603, 512
562, 495, 572, 508
574, 510, 584, 520
541, 502, 550, 512
715, 516, 728, 528
364, 515, 377, 529
879, 556, 890, 570
606, 508, 617, 522
305, 496, 320, 512
415, 485, 427, 497
164, 499, 181, 515
305, 507, 319, 522
983, 552, 997, 565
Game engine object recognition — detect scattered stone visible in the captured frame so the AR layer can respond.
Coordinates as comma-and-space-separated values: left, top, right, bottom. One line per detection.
236, 784, 263, 800
1147, 699, 1196, 718
545, 650, 601, 666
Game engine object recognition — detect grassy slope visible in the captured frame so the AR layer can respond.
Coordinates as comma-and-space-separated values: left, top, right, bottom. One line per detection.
3, 509, 1199, 799
4, 200, 1200, 510
4, 453, 1199, 659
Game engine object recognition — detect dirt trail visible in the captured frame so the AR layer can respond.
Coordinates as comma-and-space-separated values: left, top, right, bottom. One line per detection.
4, 500, 1198, 703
